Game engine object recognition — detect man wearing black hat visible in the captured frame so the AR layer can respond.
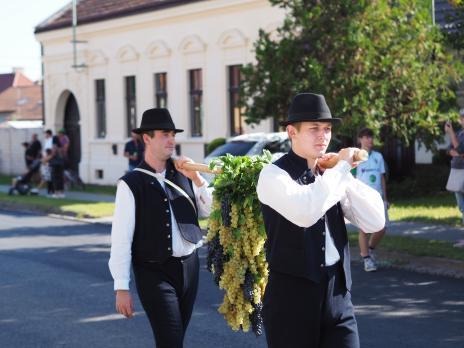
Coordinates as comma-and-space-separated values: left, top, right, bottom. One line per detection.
256, 93, 385, 347
109, 108, 212, 347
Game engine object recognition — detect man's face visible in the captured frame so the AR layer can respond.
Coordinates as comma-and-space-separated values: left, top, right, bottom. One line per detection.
44, 132, 51, 139
288, 121, 332, 159
143, 130, 176, 161
131, 132, 139, 141
359, 135, 373, 151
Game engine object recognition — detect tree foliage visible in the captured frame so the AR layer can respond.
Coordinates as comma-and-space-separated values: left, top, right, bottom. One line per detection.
241, 0, 463, 149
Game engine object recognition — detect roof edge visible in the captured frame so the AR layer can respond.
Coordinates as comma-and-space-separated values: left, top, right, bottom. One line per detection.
34, 0, 206, 34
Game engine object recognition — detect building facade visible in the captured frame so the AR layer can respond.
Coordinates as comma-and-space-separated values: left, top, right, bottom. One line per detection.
35, 0, 285, 184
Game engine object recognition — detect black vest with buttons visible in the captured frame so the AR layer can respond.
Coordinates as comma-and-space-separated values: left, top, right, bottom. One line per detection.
260, 150, 352, 290
121, 159, 203, 263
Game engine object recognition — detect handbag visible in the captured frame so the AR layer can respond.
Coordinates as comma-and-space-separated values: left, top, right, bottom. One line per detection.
446, 168, 464, 193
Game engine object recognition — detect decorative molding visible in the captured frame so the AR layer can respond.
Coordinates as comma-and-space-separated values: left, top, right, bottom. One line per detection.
178, 35, 206, 54
86, 50, 109, 66
116, 45, 139, 63
145, 40, 171, 59
217, 29, 248, 49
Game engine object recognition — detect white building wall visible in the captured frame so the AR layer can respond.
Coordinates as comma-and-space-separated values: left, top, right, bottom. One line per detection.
36, 0, 285, 184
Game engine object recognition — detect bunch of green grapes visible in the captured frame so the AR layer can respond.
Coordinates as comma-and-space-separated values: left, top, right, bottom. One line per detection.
206, 151, 271, 336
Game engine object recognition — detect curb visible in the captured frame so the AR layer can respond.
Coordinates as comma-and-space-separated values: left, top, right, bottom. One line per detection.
0, 202, 113, 225
350, 246, 464, 280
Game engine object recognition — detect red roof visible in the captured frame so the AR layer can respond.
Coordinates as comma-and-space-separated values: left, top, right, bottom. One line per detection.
35, 0, 207, 33
0, 84, 43, 121
0, 71, 33, 94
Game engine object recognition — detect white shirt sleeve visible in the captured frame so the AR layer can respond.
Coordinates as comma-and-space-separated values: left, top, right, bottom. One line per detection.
257, 161, 353, 228
192, 177, 213, 218
340, 174, 385, 233
108, 180, 135, 291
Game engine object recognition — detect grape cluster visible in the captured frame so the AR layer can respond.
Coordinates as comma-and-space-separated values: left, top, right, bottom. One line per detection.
221, 195, 232, 227
205, 152, 271, 335
243, 271, 254, 303
250, 302, 264, 336
206, 234, 227, 285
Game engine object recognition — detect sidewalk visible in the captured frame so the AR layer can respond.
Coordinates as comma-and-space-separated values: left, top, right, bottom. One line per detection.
347, 221, 464, 245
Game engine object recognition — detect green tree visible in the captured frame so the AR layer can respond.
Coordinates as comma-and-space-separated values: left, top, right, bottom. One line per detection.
241, 0, 463, 149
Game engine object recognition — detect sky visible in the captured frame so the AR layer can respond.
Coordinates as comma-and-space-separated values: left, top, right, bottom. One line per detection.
0, 0, 71, 81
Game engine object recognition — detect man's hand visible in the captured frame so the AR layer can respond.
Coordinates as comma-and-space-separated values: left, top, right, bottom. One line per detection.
450, 149, 459, 157
174, 156, 204, 187
338, 147, 358, 166
316, 152, 338, 173
116, 290, 134, 318
445, 121, 454, 134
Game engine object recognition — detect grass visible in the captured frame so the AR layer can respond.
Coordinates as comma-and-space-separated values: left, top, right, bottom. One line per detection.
348, 232, 464, 261
0, 174, 13, 185
389, 192, 461, 226
69, 183, 116, 195
0, 192, 114, 218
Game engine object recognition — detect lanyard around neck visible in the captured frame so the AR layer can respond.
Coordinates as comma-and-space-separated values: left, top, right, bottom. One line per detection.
134, 168, 196, 214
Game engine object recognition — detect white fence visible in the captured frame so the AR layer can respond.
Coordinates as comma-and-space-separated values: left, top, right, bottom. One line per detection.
0, 122, 43, 175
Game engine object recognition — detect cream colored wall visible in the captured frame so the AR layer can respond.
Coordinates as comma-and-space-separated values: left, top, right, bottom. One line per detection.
36, 0, 285, 184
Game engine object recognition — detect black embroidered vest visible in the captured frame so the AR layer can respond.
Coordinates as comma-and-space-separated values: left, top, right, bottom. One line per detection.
121, 160, 203, 263
260, 150, 352, 290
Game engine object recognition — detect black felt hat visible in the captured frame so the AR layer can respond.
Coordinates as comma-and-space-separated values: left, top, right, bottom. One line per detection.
132, 108, 184, 134
280, 93, 341, 126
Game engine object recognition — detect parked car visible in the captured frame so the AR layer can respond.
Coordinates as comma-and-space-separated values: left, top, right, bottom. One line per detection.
201, 132, 290, 182
204, 132, 290, 164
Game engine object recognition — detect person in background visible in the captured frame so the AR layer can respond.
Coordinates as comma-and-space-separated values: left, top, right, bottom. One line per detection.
353, 127, 388, 272
49, 133, 65, 198
29, 133, 42, 161
57, 128, 70, 167
44, 129, 54, 151
444, 109, 464, 224
124, 132, 144, 172
22, 142, 31, 168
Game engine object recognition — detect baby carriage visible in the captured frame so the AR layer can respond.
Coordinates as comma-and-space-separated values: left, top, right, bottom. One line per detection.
8, 160, 41, 196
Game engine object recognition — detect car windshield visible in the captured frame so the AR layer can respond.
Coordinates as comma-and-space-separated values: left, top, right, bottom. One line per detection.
207, 141, 257, 157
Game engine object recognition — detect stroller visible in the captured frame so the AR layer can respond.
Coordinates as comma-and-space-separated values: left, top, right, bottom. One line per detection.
8, 160, 41, 196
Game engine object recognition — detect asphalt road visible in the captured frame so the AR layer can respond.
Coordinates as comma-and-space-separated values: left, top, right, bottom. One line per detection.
0, 210, 463, 348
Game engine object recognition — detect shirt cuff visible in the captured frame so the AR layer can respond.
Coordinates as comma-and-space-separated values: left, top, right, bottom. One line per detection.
193, 177, 208, 193
334, 160, 352, 173
114, 279, 130, 291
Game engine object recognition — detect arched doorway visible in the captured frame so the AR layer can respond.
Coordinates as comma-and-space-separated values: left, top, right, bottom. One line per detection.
63, 94, 81, 174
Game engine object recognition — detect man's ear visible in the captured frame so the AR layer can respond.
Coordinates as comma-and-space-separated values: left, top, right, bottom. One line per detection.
287, 125, 296, 139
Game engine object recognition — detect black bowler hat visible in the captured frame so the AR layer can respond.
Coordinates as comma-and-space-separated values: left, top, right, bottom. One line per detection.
279, 93, 341, 126
132, 108, 184, 134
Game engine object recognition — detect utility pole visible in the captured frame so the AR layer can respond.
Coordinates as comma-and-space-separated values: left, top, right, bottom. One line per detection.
432, 0, 435, 25
71, 0, 87, 69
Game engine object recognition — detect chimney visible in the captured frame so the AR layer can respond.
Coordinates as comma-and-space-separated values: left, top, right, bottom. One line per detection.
12, 67, 24, 74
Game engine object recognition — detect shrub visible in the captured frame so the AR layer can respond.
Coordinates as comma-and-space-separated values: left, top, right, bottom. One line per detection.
206, 137, 226, 155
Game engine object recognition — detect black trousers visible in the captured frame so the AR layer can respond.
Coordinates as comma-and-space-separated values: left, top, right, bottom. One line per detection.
133, 250, 199, 348
263, 263, 360, 348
